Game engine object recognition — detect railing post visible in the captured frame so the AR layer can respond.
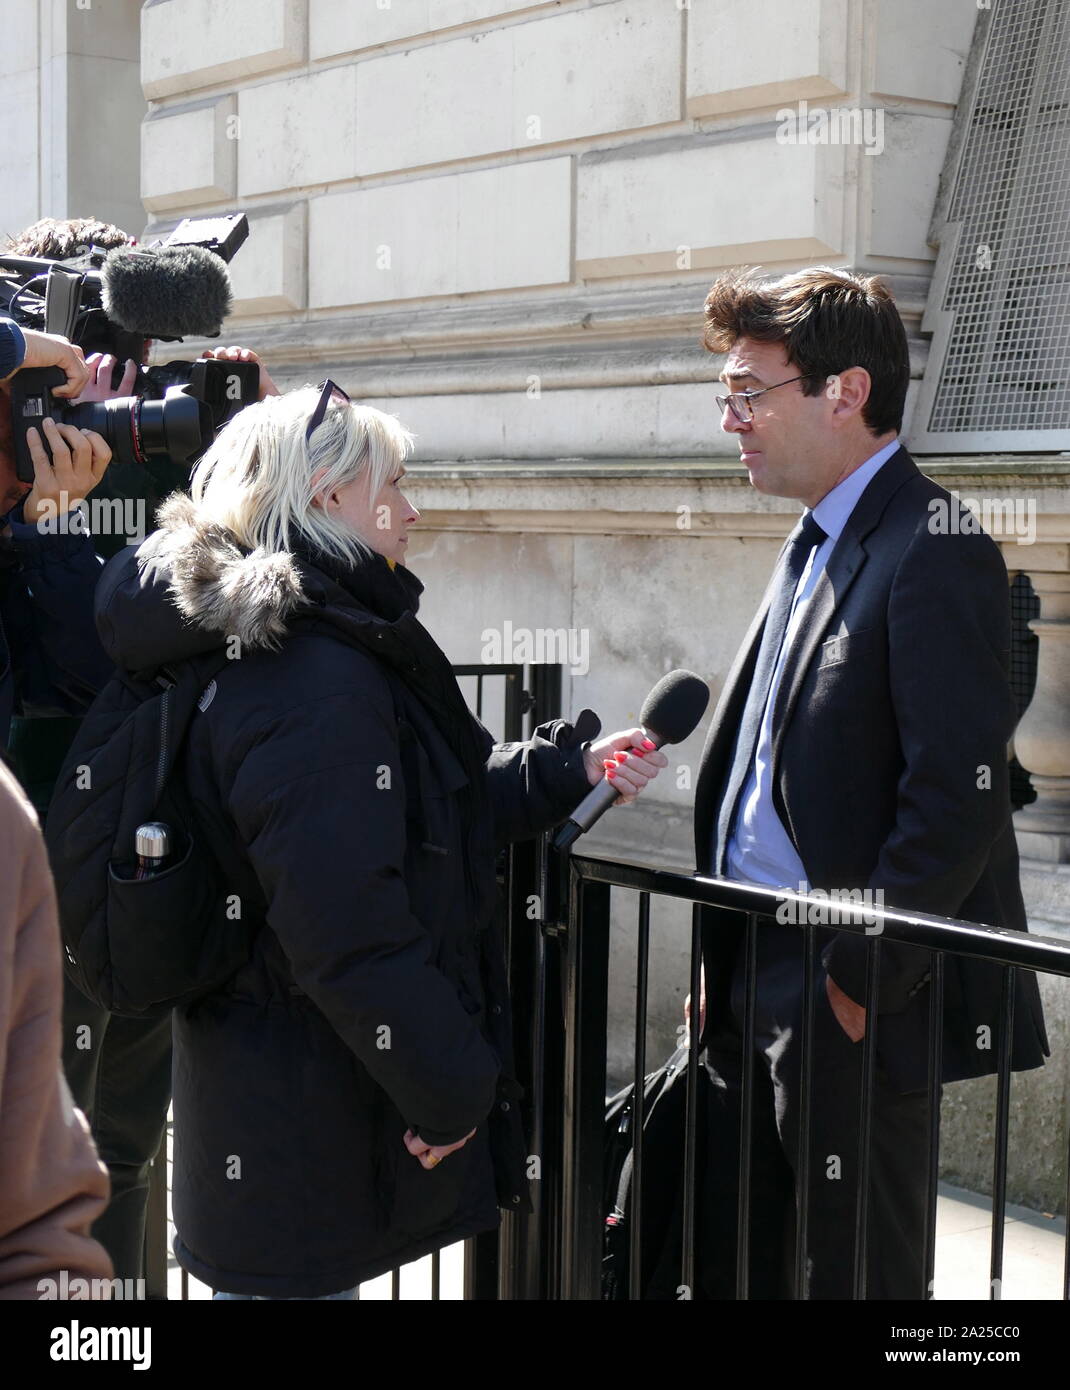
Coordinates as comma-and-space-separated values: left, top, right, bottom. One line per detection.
144, 1137, 168, 1300
736, 912, 758, 1300
463, 1233, 499, 1300
924, 952, 944, 1300
498, 836, 558, 1300
680, 904, 704, 1300
559, 863, 610, 1300
794, 923, 817, 1300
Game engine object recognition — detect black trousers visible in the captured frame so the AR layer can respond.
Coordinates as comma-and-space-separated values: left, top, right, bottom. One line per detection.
682, 924, 936, 1300
61, 977, 173, 1285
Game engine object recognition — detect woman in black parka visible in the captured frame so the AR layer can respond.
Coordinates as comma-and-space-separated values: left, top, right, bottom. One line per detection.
93, 382, 665, 1299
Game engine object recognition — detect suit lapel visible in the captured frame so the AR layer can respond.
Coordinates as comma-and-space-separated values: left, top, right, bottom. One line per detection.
770, 445, 919, 782
694, 446, 921, 870
768, 534, 867, 773
693, 534, 792, 869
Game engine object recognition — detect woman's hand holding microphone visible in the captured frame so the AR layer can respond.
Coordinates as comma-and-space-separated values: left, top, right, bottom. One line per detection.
583, 728, 669, 803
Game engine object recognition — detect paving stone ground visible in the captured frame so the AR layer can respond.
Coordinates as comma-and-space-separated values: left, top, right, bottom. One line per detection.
164, 1181, 1065, 1301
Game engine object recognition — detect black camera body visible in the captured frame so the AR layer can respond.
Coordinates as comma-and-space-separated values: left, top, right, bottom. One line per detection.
10, 358, 261, 484
2, 213, 256, 482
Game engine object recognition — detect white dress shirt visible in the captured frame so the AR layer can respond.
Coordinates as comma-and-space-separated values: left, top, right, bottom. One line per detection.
722, 438, 902, 890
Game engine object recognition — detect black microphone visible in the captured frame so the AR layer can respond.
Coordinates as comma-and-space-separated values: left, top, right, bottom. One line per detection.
553, 669, 710, 852
101, 244, 233, 340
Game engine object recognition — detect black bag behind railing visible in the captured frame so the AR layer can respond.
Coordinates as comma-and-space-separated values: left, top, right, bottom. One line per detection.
45, 650, 250, 1018
604, 1045, 688, 1298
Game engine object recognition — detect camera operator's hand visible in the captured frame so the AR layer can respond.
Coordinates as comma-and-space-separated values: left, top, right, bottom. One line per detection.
7, 329, 90, 398
22, 417, 111, 526
71, 352, 139, 405
199, 345, 281, 400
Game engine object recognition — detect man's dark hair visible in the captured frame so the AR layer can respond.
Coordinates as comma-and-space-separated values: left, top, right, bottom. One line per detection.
5, 217, 133, 260
5, 218, 144, 362
702, 266, 910, 436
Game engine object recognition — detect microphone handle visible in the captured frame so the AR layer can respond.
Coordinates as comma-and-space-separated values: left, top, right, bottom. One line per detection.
552, 729, 663, 853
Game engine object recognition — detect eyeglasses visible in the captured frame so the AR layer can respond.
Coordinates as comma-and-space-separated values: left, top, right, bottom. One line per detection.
715, 374, 813, 424
305, 378, 352, 443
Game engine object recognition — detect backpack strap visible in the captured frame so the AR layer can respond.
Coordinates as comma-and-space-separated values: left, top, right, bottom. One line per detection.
148, 648, 234, 808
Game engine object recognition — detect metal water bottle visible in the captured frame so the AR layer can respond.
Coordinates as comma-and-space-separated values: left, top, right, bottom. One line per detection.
134, 822, 171, 880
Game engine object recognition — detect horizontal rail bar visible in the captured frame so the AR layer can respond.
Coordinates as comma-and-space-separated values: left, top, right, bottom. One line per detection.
450, 665, 525, 676
567, 854, 1070, 977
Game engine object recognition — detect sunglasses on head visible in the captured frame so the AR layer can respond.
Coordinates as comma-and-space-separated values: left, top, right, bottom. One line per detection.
305, 378, 352, 443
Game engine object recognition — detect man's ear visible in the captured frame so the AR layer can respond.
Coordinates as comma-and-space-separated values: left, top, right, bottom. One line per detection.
826, 366, 872, 423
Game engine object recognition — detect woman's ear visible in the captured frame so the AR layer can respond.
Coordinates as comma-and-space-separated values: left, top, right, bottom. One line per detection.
309, 469, 337, 511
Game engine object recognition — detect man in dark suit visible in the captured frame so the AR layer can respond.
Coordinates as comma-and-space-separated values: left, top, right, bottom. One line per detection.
691, 267, 1047, 1300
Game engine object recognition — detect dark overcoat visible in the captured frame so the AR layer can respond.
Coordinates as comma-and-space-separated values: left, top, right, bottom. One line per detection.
94, 494, 596, 1296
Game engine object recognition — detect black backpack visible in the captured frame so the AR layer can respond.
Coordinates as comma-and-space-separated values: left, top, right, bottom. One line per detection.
44, 649, 251, 1018
603, 1044, 713, 1300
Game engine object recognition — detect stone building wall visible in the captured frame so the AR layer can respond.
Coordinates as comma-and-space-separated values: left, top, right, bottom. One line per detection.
0, 0, 144, 240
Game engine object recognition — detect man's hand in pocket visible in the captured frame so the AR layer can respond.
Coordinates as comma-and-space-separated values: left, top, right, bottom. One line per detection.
826, 975, 866, 1042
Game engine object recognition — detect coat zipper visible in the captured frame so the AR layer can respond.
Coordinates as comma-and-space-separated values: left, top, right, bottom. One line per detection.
154, 683, 173, 803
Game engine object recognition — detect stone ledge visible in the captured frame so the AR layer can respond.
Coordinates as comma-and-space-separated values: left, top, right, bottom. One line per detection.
402, 456, 1070, 484
398, 463, 1070, 547
167, 273, 935, 361
1020, 862, 1070, 929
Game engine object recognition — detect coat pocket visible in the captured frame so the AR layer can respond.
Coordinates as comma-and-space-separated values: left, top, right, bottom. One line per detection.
104, 835, 249, 1016
379, 1105, 474, 1242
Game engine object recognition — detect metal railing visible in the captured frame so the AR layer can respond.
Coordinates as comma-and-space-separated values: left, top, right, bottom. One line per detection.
146, 660, 1070, 1299
487, 844, 1070, 1300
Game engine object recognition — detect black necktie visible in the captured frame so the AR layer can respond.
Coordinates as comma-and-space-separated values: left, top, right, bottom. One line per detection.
713, 511, 827, 875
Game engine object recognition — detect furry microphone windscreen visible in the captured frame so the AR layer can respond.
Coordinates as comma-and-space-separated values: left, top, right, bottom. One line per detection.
101, 244, 233, 339
639, 670, 711, 746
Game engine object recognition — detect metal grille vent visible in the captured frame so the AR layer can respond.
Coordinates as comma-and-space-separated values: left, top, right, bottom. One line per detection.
910, 0, 1070, 452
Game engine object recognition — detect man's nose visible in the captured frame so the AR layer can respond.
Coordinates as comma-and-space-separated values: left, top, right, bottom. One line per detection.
721, 402, 750, 435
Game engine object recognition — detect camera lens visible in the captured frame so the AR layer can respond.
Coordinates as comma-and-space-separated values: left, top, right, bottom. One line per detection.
64, 399, 142, 467
135, 386, 213, 466
64, 386, 213, 468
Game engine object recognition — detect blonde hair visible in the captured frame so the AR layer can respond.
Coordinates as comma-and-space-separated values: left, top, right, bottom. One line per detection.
187, 386, 416, 566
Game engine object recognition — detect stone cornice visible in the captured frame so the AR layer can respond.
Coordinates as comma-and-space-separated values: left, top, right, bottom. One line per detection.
404, 456, 1070, 480
185, 273, 936, 371
400, 460, 1070, 554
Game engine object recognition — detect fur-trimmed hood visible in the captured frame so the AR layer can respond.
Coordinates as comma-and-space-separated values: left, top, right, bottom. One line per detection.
137, 493, 309, 653
94, 492, 419, 676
